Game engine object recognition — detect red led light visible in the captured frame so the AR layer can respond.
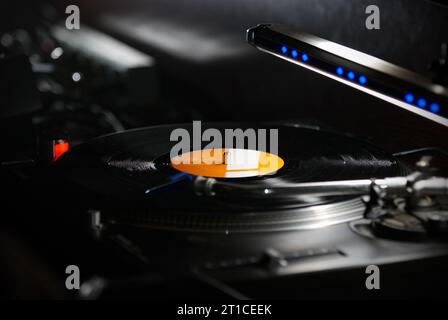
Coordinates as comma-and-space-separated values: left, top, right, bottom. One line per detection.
53, 141, 69, 161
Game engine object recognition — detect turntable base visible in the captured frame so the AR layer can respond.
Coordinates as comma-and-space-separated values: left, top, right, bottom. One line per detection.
45, 122, 448, 299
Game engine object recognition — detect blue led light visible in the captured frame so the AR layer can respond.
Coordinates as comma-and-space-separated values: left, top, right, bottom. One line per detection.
405, 93, 414, 104
417, 98, 427, 109
281, 46, 288, 54
430, 103, 440, 113
291, 50, 298, 58
336, 67, 344, 76
358, 75, 367, 85
301, 53, 309, 62
347, 71, 355, 80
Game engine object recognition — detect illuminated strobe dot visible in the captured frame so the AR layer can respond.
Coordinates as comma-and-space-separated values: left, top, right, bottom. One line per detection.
405, 93, 414, 104
50, 47, 64, 60
358, 75, 367, 85
281, 46, 288, 54
417, 98, 427, 109
336, 67, 344, 76
72, 72, 82, 82
301, 53, 309, 62
430, 103, 440, 113
291, 50, 298, 58
347, 71, 355, 80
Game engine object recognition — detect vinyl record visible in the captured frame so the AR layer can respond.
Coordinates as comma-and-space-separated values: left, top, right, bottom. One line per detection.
55, 123, 407, 232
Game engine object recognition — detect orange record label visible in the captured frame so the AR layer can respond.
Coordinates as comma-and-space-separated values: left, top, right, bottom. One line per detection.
171, 148, 284, 178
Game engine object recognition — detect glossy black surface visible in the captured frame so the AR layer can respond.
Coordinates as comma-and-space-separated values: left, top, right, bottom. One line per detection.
55, 123, 407, 231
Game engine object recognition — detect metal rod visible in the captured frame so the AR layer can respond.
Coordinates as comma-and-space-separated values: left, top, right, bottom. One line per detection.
194, 175, 448, 200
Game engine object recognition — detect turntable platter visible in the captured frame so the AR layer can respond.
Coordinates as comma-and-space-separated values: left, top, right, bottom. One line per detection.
55, 123, 407, 232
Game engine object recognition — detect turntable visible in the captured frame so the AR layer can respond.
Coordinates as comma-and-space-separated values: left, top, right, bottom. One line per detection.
48, 25, 448, 299
57, 122, 407, 233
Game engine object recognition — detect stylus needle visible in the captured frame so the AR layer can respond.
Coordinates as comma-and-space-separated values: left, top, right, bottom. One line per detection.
144, 172, 193, 195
